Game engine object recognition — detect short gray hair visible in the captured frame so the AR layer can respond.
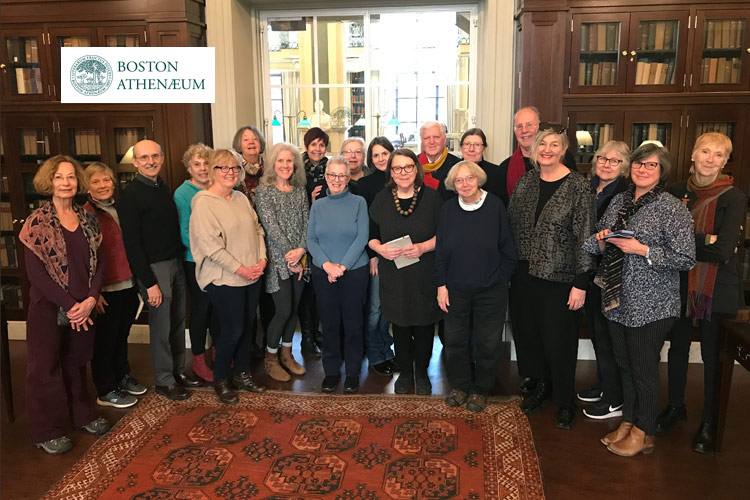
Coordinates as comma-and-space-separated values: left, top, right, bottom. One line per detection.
340, 137, 365, 153
420, 121, 446, 138
326, 155, 350, 173
444, 161, 487, 191
593, 140, 631, 178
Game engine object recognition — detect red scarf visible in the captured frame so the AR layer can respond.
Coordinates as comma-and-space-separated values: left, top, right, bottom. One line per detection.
686, 174, 735, 320
506, 147, 527, 199
418, 151, 441, 190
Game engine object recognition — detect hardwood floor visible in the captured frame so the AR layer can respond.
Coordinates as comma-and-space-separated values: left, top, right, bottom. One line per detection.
1, 336, 748, 499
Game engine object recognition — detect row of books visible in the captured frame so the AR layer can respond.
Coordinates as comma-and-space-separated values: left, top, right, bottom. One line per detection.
9, 38, 39, 64
61, 36, 91, 48
1, 285, 23, 309
0, 201, 12, 230
700, 57, 742, 84
70, 129, 102, 156
21, 130, 50, 157
15, 67, 43, 95
577, 123, 616, 150
580, 23, 619, 52
636, 21, 677, 51
632, 123, 671, 150
578, 62, 618, 86
116, 128, 144, 155
705, 19, 745, 50
695, 122, 736, 141
106, 35, 139, 47
634, 60, 676, 86
0, 236, 18, 268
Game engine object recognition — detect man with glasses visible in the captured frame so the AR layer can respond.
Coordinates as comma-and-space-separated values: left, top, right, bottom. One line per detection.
118, 140, 202, 401
498, 106, 577, 207
418, 121, 460, 199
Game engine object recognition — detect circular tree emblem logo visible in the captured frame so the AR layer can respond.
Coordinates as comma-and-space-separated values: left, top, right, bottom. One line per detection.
70, 55, 113, 96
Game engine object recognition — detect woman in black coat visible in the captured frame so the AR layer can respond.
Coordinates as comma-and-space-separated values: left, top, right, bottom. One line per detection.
659, 132, 746, 453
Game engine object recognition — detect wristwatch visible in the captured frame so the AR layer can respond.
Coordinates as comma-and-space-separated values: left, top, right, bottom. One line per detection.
645, 246, 652, 266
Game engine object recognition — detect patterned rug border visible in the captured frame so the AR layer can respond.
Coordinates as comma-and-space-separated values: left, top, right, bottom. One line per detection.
42, 391, 545, 500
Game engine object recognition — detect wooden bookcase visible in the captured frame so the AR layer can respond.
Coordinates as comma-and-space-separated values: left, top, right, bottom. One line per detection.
0, 0, 211, 321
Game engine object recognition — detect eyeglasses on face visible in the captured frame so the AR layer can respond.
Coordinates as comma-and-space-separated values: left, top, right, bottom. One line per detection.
538, 122, 567, 134
391, 164, 416, 175
514, 121, 539, 131
325, 173, 349, 181
454, 175, 477, 185
214, 165, 242, 173
462, 142, 484, 149
596, 157, 624, 166
136, 153, 162, 163
343, 150, 364, 156
632, 161, 659, 170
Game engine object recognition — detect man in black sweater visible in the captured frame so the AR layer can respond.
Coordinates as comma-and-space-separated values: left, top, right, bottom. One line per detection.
118, 140, 201, 400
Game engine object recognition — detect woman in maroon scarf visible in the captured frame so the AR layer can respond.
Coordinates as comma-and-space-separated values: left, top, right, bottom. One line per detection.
660, 132, 746, 453
20, 155, 110, 455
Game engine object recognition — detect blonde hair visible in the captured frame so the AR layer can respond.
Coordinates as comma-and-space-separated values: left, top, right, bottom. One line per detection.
84, 162, 116, 185
692, 132, 733, 158
207, 149, 245, 186
593, 141, 631, 178
33, 155, 87, 195
444, 161, 487, 191
262, 143, 307, 187
530, 129, 569, 170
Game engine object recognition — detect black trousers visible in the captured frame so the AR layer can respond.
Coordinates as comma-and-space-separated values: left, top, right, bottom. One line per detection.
253, 277, 275, 350
91, 286, 139, 396
444, 282, 507, 396
298, 280, 320, 333
666, 313, 729, 424
609, 317, 674, 435
312, 265, 368, 377
511, 265, 579, 406
205, 282, 260, 380
392, 323, 435, 377
584, 284, 623, 405
268, 276, 305, 349
183, 261, 216, 354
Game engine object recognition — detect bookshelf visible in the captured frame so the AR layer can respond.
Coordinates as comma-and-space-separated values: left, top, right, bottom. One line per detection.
3, 31, 45, 99
691, 10, 750, 91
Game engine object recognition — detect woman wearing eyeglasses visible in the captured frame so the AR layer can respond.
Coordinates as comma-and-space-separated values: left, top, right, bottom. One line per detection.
459, 128, 502, 199
369, 148, 443, 395
341, 137, 372, 184
583, 143, 695, 457
577, 141, 630, 420
255, 143, 309, 382
658, 132, 745, 453
307, 156, 370, 393
436, 161, 517, 412
508, 125, 596, 430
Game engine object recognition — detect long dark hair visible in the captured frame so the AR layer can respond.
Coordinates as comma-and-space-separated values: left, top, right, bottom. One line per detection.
366, 136, 395, 170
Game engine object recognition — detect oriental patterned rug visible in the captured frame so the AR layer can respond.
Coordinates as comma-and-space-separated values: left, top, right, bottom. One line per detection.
41, 391, 544, 500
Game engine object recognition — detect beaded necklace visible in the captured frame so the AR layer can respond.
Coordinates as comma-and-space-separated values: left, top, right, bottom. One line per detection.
392, 188, 418, 216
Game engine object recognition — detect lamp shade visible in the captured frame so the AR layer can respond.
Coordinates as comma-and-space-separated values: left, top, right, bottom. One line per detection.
120, 145, 135, 164
576, 130, 593, 147
272, 116, 281, 126
354, 117, 366, 126
298, 117, 311, 127
387, 116, 400, 126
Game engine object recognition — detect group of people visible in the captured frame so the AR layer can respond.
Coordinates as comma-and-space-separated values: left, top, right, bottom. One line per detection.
22, 106, 742, 461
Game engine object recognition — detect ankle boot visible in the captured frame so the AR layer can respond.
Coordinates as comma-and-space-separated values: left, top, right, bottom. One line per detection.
279, 345, 306, 375
300, 331, 322, 357
264, 351, 291, 382
607, 426, 655, 457
213, 379, 238, 405
601, 421, 634, 446
192, 352, 213, 382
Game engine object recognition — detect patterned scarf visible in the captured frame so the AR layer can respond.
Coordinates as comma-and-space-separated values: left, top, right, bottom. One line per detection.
506, 147, 527, 199
418, 148, 448, 173
303, 152, 327, 186
686, 174, 734, 319
19, 201, 101, 290
238, 156, 264, 207
595, 184, 662, 311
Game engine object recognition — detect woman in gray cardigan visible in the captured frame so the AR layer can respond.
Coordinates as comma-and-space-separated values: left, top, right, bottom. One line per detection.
584, 143, 695, 457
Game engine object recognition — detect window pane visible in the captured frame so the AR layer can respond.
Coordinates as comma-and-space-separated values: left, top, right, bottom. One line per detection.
317, 15, 365, 86
268, 18, 313, 87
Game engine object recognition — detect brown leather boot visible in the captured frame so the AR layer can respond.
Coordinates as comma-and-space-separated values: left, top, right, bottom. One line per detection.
264, 351, 291, 382
213, 379, 238, 405
601, 421, 634, 446
279, 345, 306, 376
607, 425, 655, 457
232, 370, 266, 393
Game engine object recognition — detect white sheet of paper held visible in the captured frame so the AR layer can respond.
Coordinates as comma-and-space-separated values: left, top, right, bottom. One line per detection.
385, 235, 419, 269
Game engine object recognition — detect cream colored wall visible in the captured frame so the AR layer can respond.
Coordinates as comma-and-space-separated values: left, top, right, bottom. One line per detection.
210, 0, 515, 162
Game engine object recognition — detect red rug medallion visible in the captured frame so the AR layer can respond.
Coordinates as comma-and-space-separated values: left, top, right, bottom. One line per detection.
42, 391, 544, 499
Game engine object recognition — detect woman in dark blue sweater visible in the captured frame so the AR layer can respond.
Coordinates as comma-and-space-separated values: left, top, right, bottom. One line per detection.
436, 161, 517, 411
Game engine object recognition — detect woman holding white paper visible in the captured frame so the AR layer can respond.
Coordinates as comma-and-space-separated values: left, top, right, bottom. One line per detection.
369, 148, 443, 395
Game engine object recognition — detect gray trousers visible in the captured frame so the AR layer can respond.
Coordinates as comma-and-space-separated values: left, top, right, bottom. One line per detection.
139, 259, 187, 386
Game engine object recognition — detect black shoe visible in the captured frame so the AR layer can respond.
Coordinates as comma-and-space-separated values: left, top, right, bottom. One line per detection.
174, 372, 203, 388
583, 401, 623, 420
521, 380, 551, 415
214, 379, 239, 405
321, 375, 340, 393
655, 405, 687, 433
314, 329, 323, 348
371, 361, 394, 376
519, 377, 537, 395
394, 373, 413, 394
555, 404, 576, 430
343, 376, 359, 393
301, 333, 322, 358
388, 359, 400, 372
155, 383, 190, 401
692, 422, 716, 453
577, 385, 603, 403
415, 375, 432, 395
232, 370, 267, 393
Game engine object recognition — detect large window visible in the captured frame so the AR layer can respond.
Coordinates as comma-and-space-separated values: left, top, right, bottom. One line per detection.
261, 7, 477, 154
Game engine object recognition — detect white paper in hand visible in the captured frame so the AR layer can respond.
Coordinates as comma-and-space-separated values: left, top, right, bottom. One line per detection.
385, 235, 419, 269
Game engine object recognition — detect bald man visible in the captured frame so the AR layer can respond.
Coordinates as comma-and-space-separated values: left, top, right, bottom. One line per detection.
117, 140, 201, 401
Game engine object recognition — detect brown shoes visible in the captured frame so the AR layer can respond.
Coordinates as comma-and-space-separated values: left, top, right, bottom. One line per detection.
265, 351, 291, 382
214, 379, 239, 405
601, 421, 633, 446
607, 425, 655, 457
232, 370, 266, 393
279, 346, 306, 376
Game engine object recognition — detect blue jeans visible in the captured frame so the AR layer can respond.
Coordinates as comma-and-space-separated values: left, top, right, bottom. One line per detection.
365, 274, 394, 365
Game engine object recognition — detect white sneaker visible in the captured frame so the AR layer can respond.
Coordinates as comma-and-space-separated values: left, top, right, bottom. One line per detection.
583, 402, 623, 420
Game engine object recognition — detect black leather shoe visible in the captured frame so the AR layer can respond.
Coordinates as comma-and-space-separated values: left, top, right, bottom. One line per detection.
214, 379, 239, 405
692, 422, 716, 453
301, 333, 322, 358
388, 359, 400, 372
371, 361, 394, 376
322, 375, 340, 393
232, 370, 266, 393
555, 404, 576, 430
343, 376, 359, 393
655, 405, 687, 433
519, 377, 538, 395
174, 372, 203, 388
521, 380, 551, 415
155, 383, 189, 401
